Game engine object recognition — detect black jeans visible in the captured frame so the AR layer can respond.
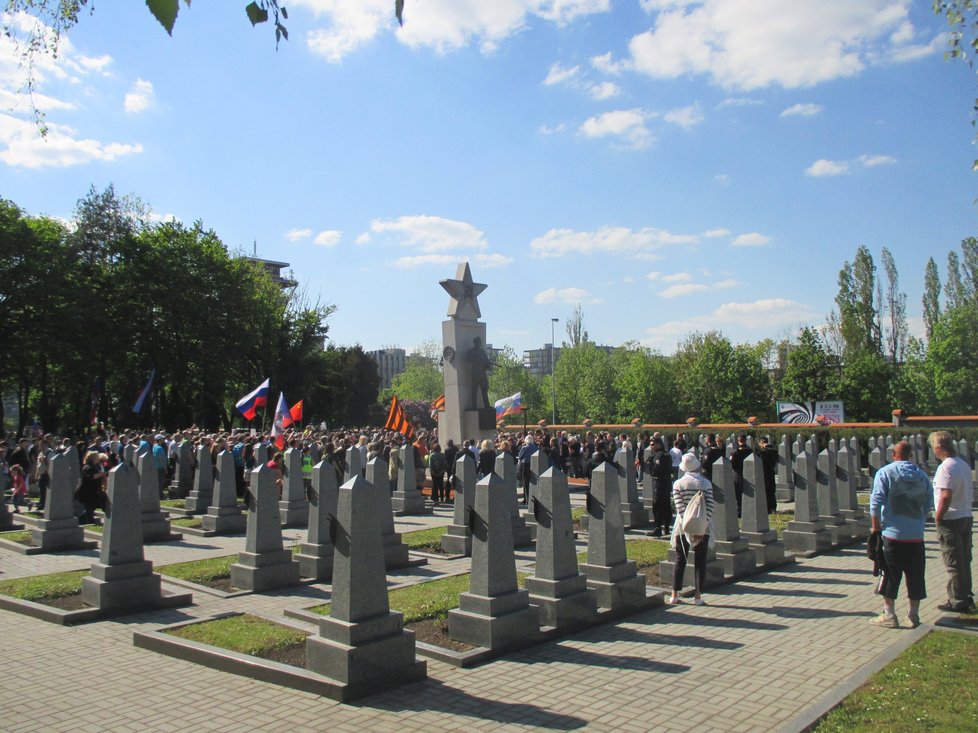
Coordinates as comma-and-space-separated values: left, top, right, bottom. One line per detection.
879, 538, 926, 601
938, 517, 974, 608
673, 534, 709, 593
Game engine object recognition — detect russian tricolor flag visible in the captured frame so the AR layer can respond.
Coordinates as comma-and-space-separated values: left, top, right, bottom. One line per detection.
236, 378, 270, 421
272, 392, 293, 449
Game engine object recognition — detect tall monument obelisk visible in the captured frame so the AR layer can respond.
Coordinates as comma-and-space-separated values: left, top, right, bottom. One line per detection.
438, 263, 496, 447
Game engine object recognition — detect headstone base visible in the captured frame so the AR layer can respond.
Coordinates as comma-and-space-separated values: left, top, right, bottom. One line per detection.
783, 521, 834, 556
439, 525, 472, 555
391, 490, 431, 516
448, 589, 541, 649
581, 560, 646, 610
713, 537, 758, 578
279, 501, 309, 528
31, 519, 96, 552
306, 612, 426, 698
775, 482, 795, 503
0, 505, 24, 531
511, 518, 534, 547
840, 510, 870, 541
141, 512, 181, 543
230, 550, 301, 592
821, 515, 853, 546
741, 531, 787, 567
621, 502, 651, 529
183, 490, 213, 515
381, 534, 413, 570
295, 544, 334, 581
525, 574, 598, 629
201, 507, 247, 535
81, 561, 162, 612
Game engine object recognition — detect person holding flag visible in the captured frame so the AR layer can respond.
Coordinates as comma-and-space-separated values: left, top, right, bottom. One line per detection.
271, 392, 293, 450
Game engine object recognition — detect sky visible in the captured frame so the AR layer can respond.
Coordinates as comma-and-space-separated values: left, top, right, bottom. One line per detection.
2, 0, 976, 358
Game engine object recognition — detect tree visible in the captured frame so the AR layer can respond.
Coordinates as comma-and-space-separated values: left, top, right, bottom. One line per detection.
923, 256, 942, 340
612, 344, 680, 424
889, 337, 936, 414
778, 327, 830, 403
934, 1, 978, 169
313, 345, 381, 427
564, 304, 589, 347
488, 346, 545, 422
830, 351, 893, 421
962, 236, 978, 298
928, 300, 978, 412
831, 245, 882, 359
946, 250, 966, 310
552, 342, 613, 423
386, 340, 442, 402
880, 247, 907, 363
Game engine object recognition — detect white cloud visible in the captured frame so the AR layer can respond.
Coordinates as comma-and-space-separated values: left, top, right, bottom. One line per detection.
714, 278, 738, 289
285, 228, 313, 241
587, 80, 620, 100
664, 103, 703, 128
538, 122, 567, 135
544, 62, 580, 85
580, 109, 652, 149
646, 271, 662, 280
703, 227, 730, 238
393, 252, 511, 269
314, 229, 342, 247
124, 79, 154, 114
364, 214, 488, 252
781, 102, 823, 117
732, 232, 772, 247
662, 271, 692, 283
590, 51, 624, 75
534, 287, 603, 305
530, 225, 699, 258
805, 159, 850, 177
857, 154, 896, 168
474, 252, 513, 268
659, 282, 708, 298
617, 1, 927, 91
716, 97, 763, 109
0, 113, 142, 168
643, 297, 817, 348
713, 173, 730, 185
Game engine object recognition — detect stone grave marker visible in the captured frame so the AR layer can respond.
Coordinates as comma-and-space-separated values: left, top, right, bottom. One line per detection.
296, 457, 339, 581
184, 445, 215, 514
365, 456, 412, 569
137, 449, 179, 542
306, 474, 426, 698
441, 452, 476, 555
391, 445, 429, 516
836, 443, 869, 541
30, 447, 96, 551
783, 449, 832, 556
525, 465, 597, 629
817, 448, 849, 546
740, 453, 786, 568
168, 440, 194, 499
775, 435, 795, 503
494, 451, 533, 547
615, 446, 650, 529
279, 447, 309, 528
230, 462, 300, 592
201, 450, 246, 535
581, 462, 646, 610
709, 455, 755, 579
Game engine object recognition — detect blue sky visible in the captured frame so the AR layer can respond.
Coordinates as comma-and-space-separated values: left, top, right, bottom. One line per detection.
2, 1, 975, 357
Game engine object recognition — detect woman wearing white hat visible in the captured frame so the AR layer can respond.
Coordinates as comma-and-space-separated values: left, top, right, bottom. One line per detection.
667, 452, 714, 606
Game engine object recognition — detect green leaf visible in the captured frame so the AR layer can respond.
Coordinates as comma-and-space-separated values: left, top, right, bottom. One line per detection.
146, 0, 180, 35
245, 2, 269, 26
281, 6, 288, 20
396, 0, 405, 26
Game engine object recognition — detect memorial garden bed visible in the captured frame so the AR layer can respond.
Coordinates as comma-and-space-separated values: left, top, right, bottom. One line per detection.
0, 569, 87, 609
170, 516, 203, 530
576, 539, 669, 587
814, 630, 978, 732
401, 526, 448, 553
165, 613, 309, 667
157, 554, 238, 593
0, 529, 33, 546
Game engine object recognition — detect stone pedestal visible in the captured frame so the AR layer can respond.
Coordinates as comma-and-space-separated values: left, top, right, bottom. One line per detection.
580, 462, 646, 610
279, 447, 309, 528
230, 463, 300, 592
391, 445, 430, 516
449, 472, 541, 649
306, 474, 426, 699
658, 544, 726, 591
81, 462, 190, 613
201, 450, 247, 535
783, 450, 832, 556
295, 457, 338, 581
441, 453, 476, 555
615, 447, 650, 529
184, 445, 214, 514
817, 449, 851, 547
495, 451, 533, 548
740, 454, 786, 567
775, 434, 795, 503
365, 457, 413, 570
709, 456, 756, 579
525, 466, 598, 629
167, 441, 194, 499
30, 448, 96, 552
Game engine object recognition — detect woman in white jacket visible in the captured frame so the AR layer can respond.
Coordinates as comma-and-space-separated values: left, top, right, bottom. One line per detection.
667, 452, 714, 606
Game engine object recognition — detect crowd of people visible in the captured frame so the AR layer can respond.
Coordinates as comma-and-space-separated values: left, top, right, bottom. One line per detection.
0, 423, 972, 620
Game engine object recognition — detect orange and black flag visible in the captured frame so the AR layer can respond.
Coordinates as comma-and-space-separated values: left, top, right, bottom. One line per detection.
385, 395, 416, 440
430, 394, 446, 418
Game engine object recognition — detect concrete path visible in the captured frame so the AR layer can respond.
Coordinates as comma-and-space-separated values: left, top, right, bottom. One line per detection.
1, 507, 973, 733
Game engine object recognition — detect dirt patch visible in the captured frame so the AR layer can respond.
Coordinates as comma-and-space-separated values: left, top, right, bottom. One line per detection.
638, 564, 662, 587
43, 593, 89, 611
199, 577, 238, 593
412, 544, 449, 555
407, 618, 477, 652
253, 641, 307, 668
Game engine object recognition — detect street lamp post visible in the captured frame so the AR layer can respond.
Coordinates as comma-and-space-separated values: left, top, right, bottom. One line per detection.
550, 317, 559, 426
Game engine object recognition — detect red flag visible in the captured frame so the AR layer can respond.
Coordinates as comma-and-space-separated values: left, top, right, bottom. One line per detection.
384, 395, 415, 440
289, 400, 303, 423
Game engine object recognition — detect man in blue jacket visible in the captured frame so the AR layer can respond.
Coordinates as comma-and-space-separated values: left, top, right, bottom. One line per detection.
869, 441, 933, 629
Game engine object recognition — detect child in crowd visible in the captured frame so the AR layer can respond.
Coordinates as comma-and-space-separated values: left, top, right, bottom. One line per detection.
8, 464, 28, 513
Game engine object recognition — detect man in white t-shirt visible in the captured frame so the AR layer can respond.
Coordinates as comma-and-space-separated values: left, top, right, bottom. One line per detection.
929, 431, 975, 613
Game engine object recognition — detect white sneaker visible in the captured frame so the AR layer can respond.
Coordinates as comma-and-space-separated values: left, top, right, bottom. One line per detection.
694, 598, 706, 606
666, 595, 682, 605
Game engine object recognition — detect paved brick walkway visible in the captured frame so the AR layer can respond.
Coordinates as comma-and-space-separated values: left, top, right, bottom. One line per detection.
1, 507, 973, 733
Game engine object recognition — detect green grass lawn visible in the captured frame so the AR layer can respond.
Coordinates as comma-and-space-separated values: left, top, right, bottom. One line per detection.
157, 555, 236, 584
0, 529, 33, 544
402, 525, 447, 551
166, 614, 306, 656
571, 506, 587, 522
815, 631, 978, 732
311, 571, 530, 622
0, 570, 86, 602
160, 499, 186, 508
170, 516, 203, 529
577, 538, 669, 568
768, 511, 794, 537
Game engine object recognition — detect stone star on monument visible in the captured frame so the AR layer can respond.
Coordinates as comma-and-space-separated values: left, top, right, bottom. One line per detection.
440, 262, 487, 319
